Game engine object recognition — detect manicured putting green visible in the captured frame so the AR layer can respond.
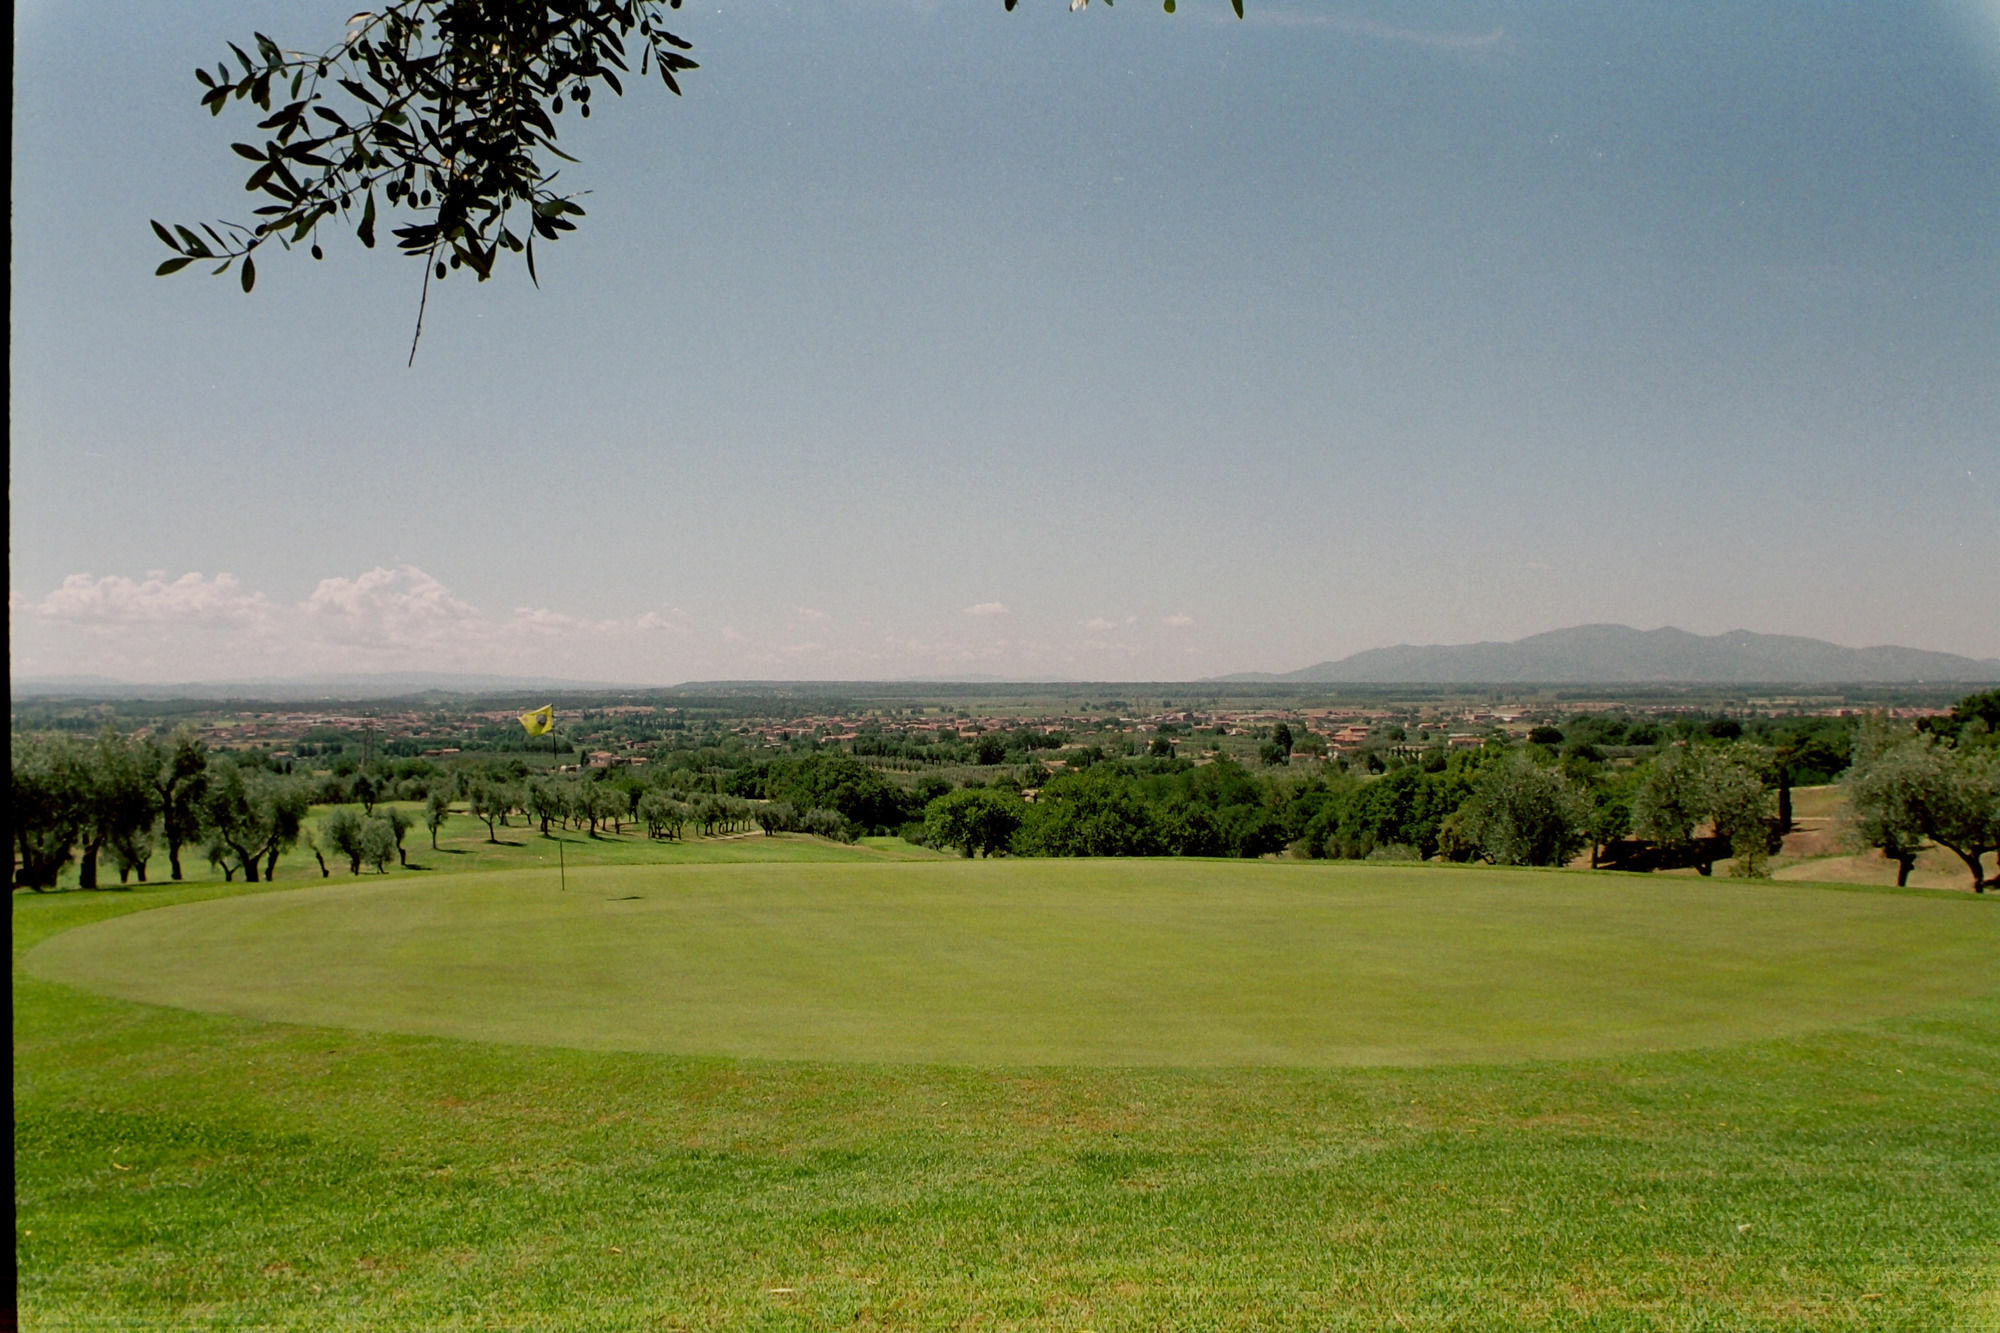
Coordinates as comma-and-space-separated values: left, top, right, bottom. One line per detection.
29, 861, 1999, 1066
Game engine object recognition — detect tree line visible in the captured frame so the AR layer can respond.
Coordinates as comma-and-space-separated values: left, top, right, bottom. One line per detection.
911, 691, 1998, 889
15, 692, 1996, 890
13, 728, 308, 888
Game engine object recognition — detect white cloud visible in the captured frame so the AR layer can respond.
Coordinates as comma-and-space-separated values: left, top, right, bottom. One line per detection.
1163, 613, 1196, 629
634, 608, 690, 633
303, 566, 484, 654
8, 568, 1188, 684
9, 565, 720, 681
24, 571, 272, 628
503, 605, 594, 638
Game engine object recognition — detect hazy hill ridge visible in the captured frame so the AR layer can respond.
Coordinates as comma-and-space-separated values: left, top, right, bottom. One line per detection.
1228, 625, 2000, 685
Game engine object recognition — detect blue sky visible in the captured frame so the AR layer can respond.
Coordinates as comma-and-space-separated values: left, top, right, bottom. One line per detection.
11, 0, 1999, 682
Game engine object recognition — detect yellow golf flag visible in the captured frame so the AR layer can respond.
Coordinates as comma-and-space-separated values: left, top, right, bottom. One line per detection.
519, 704, 554, 737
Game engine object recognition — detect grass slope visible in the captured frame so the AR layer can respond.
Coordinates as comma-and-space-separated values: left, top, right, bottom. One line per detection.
27, 862, 2000, 1067
15, 854, 2000, 1331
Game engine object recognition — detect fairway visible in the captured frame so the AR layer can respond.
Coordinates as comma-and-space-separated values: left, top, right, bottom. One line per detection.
29, 861, 1999, 1066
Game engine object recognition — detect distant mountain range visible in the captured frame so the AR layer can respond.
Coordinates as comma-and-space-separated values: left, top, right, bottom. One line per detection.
14, 627, 1998, 699
1221, 625, 2000, 685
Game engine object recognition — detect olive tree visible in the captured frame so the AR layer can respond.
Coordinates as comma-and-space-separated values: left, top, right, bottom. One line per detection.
424, 788, 453, 849
800, 807, 855, 844
383, 806, 414, 865
466, 780, 510, 842
79, 730, 163, 890
587, 783, 628, 835
1447, 754, 1592, 868
754, 801, 798, 837
1632, 743, 1775, 877
315, 808, 369, 875
1705, 749, 1777, 879
1843, 719, 1929, 886
144, 727, 210, 881
199, 763, 311, 882
1848, 727, 2000, 892
350, 768, 382, 817
638, 790, 687, 840
1631, 746, 1709, 856
10, 734, 93, 891
106, 822, 158, 886
1916, 743, 1999, 892
524, 779, 564, 836
154, 0, 699, 359
359, 817, 400, 874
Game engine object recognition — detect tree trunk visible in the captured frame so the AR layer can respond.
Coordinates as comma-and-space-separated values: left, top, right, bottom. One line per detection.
159, 793, 187, 882
314, 849, 330, 878
1936, 840, 1989, 893
264, 845, 282, 880
79, 837, 102, 890
1895, 854, 1914, 888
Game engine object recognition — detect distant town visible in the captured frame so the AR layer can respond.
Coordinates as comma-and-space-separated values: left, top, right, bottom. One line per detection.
10, 681, 1959, 775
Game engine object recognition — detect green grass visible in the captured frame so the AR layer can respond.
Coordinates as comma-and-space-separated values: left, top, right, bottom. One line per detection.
32, 804, 947, 893
26, 862, 1999, 1067
15, 852, 2000, 1330
389, 823, 945, 875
